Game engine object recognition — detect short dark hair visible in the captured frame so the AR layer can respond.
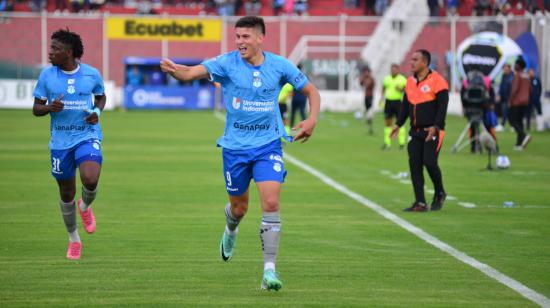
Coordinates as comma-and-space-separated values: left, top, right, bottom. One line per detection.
235, 16, 265, 35
515, 57, 526, 69
51, 28, 84, 59
415, 49, 431, 66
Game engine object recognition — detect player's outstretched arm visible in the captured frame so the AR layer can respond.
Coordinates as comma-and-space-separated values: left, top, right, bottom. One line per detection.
33, 95, 64, 117
160, 58, 209, 82
292, 82, 320, 143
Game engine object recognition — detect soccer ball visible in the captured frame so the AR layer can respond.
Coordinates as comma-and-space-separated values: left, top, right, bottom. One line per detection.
496, 155, 511, 169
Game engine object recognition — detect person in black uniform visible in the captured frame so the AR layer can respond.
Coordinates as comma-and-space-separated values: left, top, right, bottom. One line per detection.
391, 49, 449, 212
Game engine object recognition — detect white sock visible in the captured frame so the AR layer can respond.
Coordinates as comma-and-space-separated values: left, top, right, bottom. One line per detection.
79, 199, 88, 211
264, 262, 275, 271
69, 230, 81, 243
226, 225, 238, 237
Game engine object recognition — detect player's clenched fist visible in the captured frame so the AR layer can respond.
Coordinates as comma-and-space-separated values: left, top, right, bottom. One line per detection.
160, 58, 177, 74
49, 94, 64, 113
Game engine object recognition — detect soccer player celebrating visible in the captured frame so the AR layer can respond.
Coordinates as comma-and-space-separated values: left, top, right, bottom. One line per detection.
391, 49, 448, 212
33, 29, 106, 260
160, 16, 320, 291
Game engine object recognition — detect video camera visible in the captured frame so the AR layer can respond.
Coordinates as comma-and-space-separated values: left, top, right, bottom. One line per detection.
461, 70, 490, 119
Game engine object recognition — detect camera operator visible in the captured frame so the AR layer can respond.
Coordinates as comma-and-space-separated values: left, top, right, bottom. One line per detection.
460, 69, 498, 153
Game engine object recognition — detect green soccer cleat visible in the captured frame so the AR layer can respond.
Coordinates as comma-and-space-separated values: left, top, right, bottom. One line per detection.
261, 269, 283, 291
219, 230, 236, 262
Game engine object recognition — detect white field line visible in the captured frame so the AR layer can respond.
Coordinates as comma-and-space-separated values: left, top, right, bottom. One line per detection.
212, 111, 550, 306
457, 202, 477, 208
284, 154, 550, 307
379, 171, 466, 208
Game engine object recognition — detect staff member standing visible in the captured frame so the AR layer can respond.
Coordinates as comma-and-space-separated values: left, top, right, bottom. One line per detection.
508, 57, 532, 150
391, 49, 448, 212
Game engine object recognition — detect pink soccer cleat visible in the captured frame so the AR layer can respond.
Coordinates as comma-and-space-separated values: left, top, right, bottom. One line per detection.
77, 199, 96, 234
67, 242, 82, 260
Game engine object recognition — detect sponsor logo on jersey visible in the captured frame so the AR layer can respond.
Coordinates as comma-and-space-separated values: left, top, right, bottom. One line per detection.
232, 97, 241, 110
233, 122, 271, 131
54, 124, 87, 131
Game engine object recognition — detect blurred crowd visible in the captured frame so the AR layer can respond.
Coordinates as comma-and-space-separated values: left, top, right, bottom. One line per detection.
1, 0, 549, 17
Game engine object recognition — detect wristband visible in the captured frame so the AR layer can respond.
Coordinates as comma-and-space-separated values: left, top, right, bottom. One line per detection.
91, 107, 101, 117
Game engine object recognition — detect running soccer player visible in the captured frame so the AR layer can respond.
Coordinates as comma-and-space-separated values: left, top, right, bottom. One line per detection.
160, 16, 320, 291
32, 29, 106, 260
381, 64, 407, 150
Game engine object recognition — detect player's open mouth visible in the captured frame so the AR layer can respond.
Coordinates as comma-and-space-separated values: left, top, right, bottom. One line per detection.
239, 47, 247, 53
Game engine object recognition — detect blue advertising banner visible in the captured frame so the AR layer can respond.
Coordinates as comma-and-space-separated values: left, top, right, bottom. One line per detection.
124, 85, 216, 109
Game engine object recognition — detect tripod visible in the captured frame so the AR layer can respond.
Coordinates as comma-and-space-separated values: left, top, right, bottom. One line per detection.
451, 110, 488, 154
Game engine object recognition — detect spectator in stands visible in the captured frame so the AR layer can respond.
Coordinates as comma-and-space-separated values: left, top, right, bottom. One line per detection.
244, 0, 261, 15
525, 0, 540, 13
526, 68, 542, 131
0, 0, 14, 12
496, 63, 513, 130
30, 0, 45, 11
127, 65, 143, 86
344, 0, 357, 9
294, 0, 307, 15
71, 0, 85, 12
427, 0, 439, 16
54, 0, 69, 12
365, 0, 375, 15
89, 0, 105, 11
447, 0, 458, 15
137, 0, 155, 14
0, 0, 14, 22
492, 0, 510, 15
273, 0, 284, 15
374, 0, 387, 15
216, 0, 236, 15
474, 0, 490, 16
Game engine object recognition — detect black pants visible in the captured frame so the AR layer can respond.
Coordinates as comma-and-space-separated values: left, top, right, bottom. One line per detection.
290, 99, 306, 128
509, 105, 527, 146
526, 100, 542, 130
408, 132, 445, 204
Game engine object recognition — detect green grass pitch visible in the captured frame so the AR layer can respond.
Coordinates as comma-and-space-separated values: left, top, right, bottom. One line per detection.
1, 109, 549, 306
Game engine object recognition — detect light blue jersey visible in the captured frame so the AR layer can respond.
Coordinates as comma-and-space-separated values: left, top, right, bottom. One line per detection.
33, 63, 105, 150
202, 51, 308, 150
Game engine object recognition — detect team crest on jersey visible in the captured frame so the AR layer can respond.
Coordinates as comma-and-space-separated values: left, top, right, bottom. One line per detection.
67, 85, 75, 94
421, 85, 431, 93
232, 97, 241, 109
273, 162, 282, 172
253, 77, 262, 88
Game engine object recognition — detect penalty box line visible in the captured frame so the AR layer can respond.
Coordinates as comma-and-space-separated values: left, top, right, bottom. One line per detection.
212, 110, 549, 307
